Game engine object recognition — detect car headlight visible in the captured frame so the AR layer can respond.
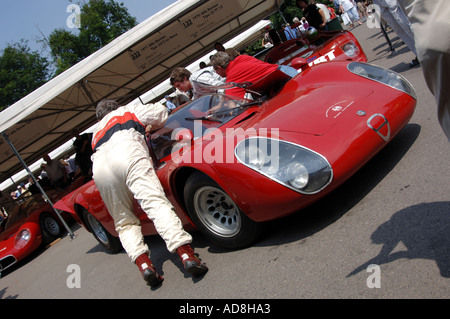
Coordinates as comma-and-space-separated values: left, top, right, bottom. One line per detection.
348, 62, 417, 100
341, 42, 359, 58
15, 229, 31, 249
235, 138, 333, 194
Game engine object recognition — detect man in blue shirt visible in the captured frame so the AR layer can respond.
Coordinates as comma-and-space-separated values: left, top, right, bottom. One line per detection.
165, 95, 177, 113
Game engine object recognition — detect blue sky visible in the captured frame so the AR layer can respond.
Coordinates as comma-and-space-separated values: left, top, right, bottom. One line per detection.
0, 0, 178, 54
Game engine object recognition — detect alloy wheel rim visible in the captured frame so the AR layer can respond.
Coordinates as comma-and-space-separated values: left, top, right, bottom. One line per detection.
193, 186, 241, 237
44, 217, 60, 236
87, 214, 108, 244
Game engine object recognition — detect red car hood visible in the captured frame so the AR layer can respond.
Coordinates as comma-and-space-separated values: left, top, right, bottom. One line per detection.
252, 83, 373, 136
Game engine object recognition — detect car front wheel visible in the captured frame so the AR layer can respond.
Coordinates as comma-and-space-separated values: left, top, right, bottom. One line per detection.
39, 213, 61, 245
184, 172, 262, 249
81, 208, 123, 253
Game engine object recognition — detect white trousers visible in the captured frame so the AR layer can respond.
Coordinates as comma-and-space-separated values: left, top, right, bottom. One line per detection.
346, 6, 361, 23
342, 12, 352, 25
403, 0, 450, 141
374, 0, 417, 55
92, 134, 192, 261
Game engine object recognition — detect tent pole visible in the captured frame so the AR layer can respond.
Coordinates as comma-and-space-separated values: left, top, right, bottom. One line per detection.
1, 131, 75, 239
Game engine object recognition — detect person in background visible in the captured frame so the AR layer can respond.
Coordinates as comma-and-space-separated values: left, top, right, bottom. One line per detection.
71, 129, 94, 178
372, 0, 419, 66
214, 42, 240, 60
165, 95, 177, 113
210, 51, 298, 99
170, 66, 225, 100
42, 154, 69, 189
262, 25, 274, 48
402, 0, 450, 140
355, 0, 369, 21
296, 0, 328, 31
0, 190, 11, 220
314, 1, 332, 23
283, 23, 298, 40
337, 0, 364, 27
16, 183, 28, 196
292, 17, 306, 35
27, 176, 41, 195
302, 17, 309, 29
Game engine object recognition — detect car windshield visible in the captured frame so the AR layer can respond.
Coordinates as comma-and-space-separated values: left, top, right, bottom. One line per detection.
150, 94, 256, 161
0, 195, 36, 231
265, 33, 338, 65
1, 189, 61, 232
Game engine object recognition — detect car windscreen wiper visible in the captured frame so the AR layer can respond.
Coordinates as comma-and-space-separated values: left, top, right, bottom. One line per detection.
185, 100, 262, 122
209, 100, 262, 115
238, 100, 263, 108
185, 114, 223, 122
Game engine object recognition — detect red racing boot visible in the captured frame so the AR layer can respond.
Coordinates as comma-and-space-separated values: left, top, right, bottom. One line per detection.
135, 253, 164, 287
176, 244, 208, 277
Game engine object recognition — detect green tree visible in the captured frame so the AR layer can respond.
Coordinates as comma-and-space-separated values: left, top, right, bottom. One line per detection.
48, 29, 88, 75
0, 41, 51, 111
270, 0, 302, 30
49, 0, 138, 75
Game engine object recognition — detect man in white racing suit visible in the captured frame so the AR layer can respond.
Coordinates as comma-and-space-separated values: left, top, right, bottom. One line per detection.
91, 99, 208, 287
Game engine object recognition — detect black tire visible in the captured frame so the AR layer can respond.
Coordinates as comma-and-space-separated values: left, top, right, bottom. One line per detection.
184, 172, 262, 249
39, 212, 61, 245
81, 208, 123, 254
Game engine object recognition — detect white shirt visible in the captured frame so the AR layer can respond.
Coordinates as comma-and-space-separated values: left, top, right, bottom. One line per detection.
338, 0, 356, 12
189, 66, 226, 100
44, 160, 65, 182
316, 3, 331, 22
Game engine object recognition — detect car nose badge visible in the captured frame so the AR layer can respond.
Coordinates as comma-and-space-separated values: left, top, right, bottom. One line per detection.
367, 113, 391, 142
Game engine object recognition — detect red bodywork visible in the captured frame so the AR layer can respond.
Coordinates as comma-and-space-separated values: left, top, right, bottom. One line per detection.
264, 30, 367, 69
0, 187, 75, 272
54, 58, 416, 248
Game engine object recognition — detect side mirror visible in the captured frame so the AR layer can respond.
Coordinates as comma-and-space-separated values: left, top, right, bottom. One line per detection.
291, 57, 309, 70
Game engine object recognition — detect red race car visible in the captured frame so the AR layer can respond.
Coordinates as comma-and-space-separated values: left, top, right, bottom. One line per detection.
263, 29, 367, 70
55, 59, 417, 251
0, 188, 74, 274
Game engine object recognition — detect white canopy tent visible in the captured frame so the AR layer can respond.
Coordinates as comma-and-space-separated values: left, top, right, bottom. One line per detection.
137, 19, 272, 106
0, 0, 283, 186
